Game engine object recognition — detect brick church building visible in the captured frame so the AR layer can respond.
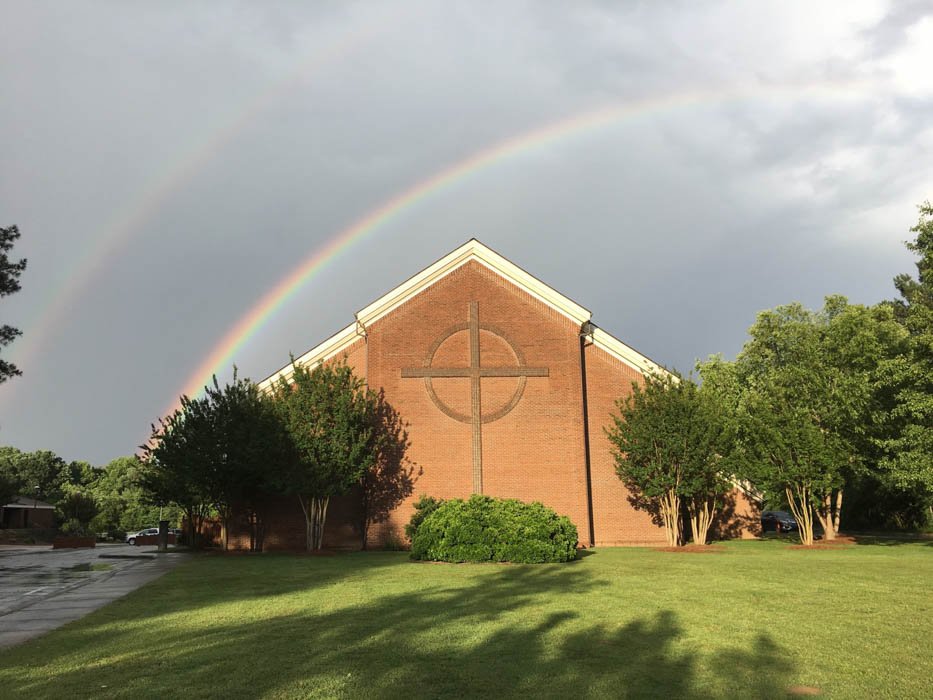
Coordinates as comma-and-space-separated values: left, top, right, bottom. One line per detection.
230, 239, 755, 550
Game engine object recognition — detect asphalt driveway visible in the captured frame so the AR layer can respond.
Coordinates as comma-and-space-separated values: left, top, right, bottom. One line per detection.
0, 543, 188, 648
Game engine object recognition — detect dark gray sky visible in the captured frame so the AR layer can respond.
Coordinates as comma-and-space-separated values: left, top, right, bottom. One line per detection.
2, 1, 931, 465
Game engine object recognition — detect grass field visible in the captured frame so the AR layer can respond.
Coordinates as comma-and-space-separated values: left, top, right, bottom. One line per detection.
1, 539, 930, 699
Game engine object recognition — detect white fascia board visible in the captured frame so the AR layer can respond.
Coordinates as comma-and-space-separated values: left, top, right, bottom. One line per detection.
4, 500, 55, 509
591, 327, 669, 377
730, 477, 764, 503
355, 238, 592, 328
257, 322, 362, 391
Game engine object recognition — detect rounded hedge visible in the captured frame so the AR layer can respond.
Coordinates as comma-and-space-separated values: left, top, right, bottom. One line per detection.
410, 495, 578, 563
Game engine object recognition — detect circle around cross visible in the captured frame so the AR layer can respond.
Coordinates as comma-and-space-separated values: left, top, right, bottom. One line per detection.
422, 321, 531, 425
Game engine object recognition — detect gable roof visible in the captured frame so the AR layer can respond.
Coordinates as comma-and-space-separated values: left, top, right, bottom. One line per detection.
357, 238, 592, 328
259, 238, 665, 388
3, 496, 55, 510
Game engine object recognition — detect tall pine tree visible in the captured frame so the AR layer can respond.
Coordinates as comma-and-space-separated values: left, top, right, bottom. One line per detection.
1, 225, 27, 384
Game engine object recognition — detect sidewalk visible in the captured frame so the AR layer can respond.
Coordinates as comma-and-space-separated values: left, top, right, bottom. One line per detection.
0, 546, 189, 648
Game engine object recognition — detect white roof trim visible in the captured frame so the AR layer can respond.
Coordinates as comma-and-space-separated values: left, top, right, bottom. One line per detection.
258, 322, 363, 391
355, 238, 592, 328
730, 477, 764, 504
3, 497, 55, 509
258, 240, 674, 388
591, 327, 668, 377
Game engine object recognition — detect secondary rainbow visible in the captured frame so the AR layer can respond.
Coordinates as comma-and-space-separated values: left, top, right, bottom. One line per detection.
1, 18, 387, 396
167, 78, 878, 418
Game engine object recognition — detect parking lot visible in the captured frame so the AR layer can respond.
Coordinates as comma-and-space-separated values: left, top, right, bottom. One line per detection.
0, 544, 188, 648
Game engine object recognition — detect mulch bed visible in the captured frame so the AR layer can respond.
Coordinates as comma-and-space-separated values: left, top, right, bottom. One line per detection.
207, 548, 340, 556
788, 685, 822, 696
789, 535, 856, 550
653, 544, 727, 553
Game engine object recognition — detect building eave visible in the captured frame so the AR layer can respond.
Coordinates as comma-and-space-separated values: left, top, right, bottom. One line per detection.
355, 238, 593, 329
257, 322, 363, 391
590, 326, 669, 377
259, 239, 597, 388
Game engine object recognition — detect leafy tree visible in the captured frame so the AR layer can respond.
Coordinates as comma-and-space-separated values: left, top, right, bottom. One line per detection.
271, 359, 376, 551
607, 373, 733, 546
57, 491, 98, 535
738, 385, 847, 545
0, 225, 27, 384
703, 297, 905, 544
878, 201, 933, 512
141, 395, 215, 548
91, 456, 182, 536
202, 372, 292, 551
142, 372, 290, 550
62, 460, 99, 491
0, 447, 69, 505
0, 468, 21, 511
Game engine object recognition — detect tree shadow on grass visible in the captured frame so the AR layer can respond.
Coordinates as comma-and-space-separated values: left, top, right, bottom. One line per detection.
1, 557, 798, 699
850, 534, 933, 547
116, 550, 412, 622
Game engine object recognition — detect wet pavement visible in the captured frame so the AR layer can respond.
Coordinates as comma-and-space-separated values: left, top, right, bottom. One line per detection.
0, 543, 189, 648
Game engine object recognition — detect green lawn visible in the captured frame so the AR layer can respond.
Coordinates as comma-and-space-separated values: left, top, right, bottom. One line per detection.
1, 540, 930, 699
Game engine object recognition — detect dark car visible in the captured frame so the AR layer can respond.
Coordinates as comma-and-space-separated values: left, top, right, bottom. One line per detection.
761, 510, 798, 533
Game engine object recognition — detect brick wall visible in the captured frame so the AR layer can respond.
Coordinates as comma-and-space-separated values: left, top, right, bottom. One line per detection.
584, 343, 667, 546
364, 261, 593, 547
227, 259, 754, 550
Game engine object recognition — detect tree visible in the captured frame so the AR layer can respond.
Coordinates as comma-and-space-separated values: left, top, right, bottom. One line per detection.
1, 225, 27, 384
57, 491, 98, 535
141, 394, 215, 549
271, 359, 376, 551
878, 201, 933, 512
705, 297, 905, 544
202, 372, 292, 551
607, 373, 732, 546
142, 372, 290, 550
0, 447, 69, 505
0, 468, 21, 512
737, 384, 847, 546
91, 456, 182, 536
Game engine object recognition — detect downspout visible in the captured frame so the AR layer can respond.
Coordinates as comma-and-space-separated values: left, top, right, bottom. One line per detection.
579, 321, 596, 548
355, 316, 369, 550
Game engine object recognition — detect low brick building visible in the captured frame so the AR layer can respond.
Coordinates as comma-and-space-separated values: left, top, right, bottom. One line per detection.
1, 497, 56, 529
230, 240, 757, 550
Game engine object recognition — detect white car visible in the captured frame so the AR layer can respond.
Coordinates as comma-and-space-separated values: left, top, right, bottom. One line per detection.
125, 528, 159, 545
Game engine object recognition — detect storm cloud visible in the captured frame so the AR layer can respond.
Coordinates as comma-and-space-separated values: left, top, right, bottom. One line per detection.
1, 0, 931, 464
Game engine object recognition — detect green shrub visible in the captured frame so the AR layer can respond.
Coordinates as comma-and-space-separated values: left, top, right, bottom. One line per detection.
410, 495, 578, 563
59, 518, 91, 537
405, 495, 445, 542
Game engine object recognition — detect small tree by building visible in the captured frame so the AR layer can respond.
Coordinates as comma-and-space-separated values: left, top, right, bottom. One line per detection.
142, 371, 289, 550
201, 373, 292, 550
141, 392, 215, 548
607, 373, 732, 546
271, 359, 376, 551
711, 297, 906, 544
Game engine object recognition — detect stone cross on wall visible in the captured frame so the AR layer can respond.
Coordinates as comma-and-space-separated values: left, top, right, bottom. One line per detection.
402, 301, 549, 494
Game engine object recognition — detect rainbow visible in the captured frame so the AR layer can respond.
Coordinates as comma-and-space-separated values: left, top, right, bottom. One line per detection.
166, 77, 878, 418
1, 16, 389, 398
